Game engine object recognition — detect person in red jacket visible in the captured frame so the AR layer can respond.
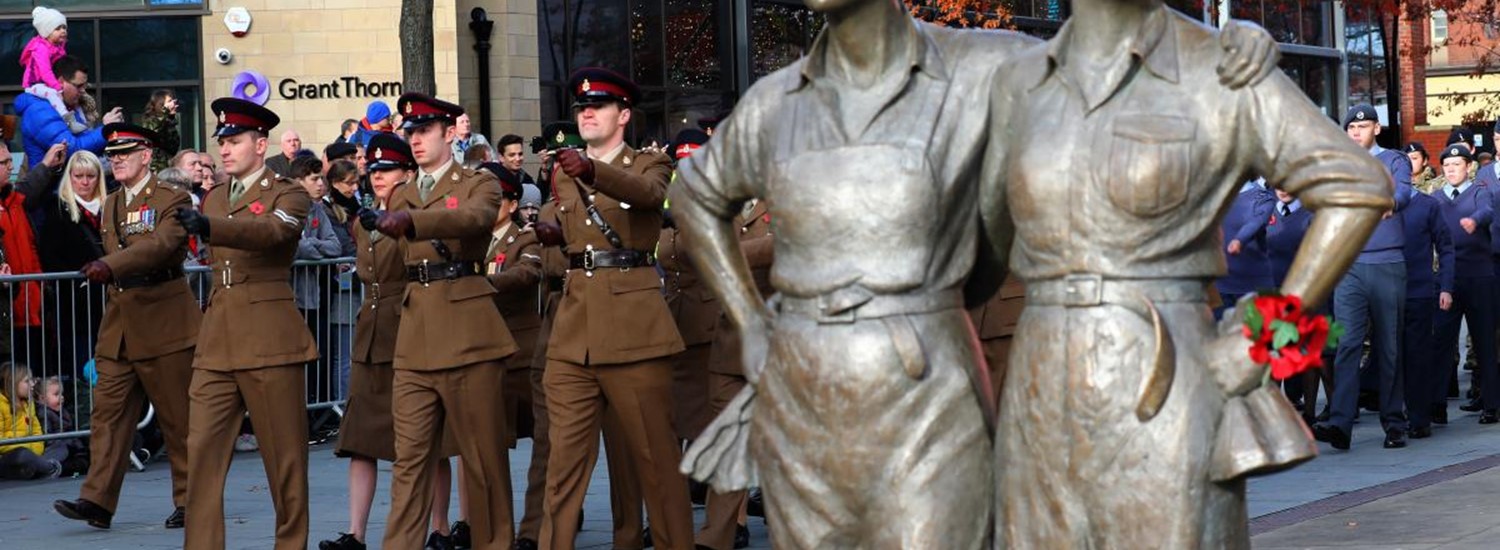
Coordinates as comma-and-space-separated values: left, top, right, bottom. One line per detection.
0, 144, 48, 376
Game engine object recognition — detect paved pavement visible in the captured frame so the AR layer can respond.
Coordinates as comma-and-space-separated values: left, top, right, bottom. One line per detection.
4, 385, 1500, 549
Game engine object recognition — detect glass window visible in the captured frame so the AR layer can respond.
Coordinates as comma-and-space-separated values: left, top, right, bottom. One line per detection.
1433, 10, 1448, 43
99, 18, 200, 83
100, 86, 201, 155
538, 0, 567, 83
631, 0, 665, 87
0, 20, 97, 90
570, 0, 631, 73
628, 89, 668, 146
1277, 54, 1336, 119
664, 0, 724, 89
750, 0, 824, 81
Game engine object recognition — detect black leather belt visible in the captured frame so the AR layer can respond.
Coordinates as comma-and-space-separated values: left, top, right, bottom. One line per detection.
406, 261, 483, 284
115, 267, 184, 290
568, 249, 655, 270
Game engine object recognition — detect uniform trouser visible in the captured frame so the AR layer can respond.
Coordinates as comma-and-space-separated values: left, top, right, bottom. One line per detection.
696, 371, 747, 550
82, 348, 194, 513
1405, 296, 1441, 429
1329, 262, 1407, 434
185, 364, 308, 550
671, 343, 712, 440
384, 362, 514, 550
1436, 276, 1500, 410
604, 408, 645, 549
519, 365, 550, 542
978, 335, 1013, 406
540, 357, 693, 550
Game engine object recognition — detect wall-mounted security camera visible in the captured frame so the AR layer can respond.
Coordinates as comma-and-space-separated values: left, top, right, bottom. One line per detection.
215, 48, 233, 65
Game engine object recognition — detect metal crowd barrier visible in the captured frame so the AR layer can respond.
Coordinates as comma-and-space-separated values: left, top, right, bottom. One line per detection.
0, 258, 360, 457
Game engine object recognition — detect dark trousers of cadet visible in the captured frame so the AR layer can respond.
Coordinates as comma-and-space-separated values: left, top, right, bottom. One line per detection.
540, 358, 693, 550
1436, 276, 1500, 411
384, 362, 513, 550
1328, 262, 1407, 434
185, 365, 308, 550
81, 349, 193, 514
697, 372, 748, 550
1405, 296, 1442, 429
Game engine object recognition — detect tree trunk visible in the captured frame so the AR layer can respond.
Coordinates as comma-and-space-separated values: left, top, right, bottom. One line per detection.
400, 0, 437, 96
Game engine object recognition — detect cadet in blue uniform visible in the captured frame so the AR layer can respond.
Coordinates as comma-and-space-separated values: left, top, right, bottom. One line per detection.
1265, 186, 1325, 419
1214, 177, 1275, 319
1482, 120, 1500, 187
1315, 104, 1415, 451
1403, 183, 1455, 438
1432, 144, 1498, 425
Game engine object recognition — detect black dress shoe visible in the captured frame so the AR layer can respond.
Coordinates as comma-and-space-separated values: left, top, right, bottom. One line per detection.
165, 506, 185, 529
643, 524, 654, 548
1410, 426, 1433, 439
1433, 405, 1450, 425
1460, 398, 1484, 412
1384, 430, 1408, 449
690, 479, 709, 506
53, 498, 112, 529
450, 520, 471, 549
1481, 410, 1500, 424
513, 538, 539, 550
319, 533, 367, 550
425, 531, 456, 550
1312, 424, 1351, 450
1316, 407, 1332, 423
734, 523, 750, 549
747, 488, 765, 518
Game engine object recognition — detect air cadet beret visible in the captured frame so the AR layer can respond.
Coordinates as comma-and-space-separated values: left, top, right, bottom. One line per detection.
211, 97, 280, 138
480, 162, 523, 199
541, 121, 584, 151
324, 142, 358, 161
1342, 104, 1379, 128
1404, 142, 1428, 158
672, 128, 710, 160
396, 92, 464, 131
1441, 144, 1473, 162
520, 184, 541, 209
101, 123, 159, 154
568, 67, 639, 108
1447, 127, 1475, 148
366, 133, 416, 172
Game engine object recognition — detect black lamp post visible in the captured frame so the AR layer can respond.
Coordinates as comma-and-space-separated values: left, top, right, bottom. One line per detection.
469, 8, 495, 139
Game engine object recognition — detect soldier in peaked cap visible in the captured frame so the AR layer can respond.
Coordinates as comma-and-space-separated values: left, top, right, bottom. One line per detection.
536, 66, 693, 550
53, 122, 201, 532
372, 92, 520, 550
176, 97, 318, 550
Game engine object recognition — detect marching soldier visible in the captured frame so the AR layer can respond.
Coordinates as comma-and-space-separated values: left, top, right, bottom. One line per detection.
176, 98, 319, 550
54, 124, 200, 531
372, 92, 518, 550
696, 187, 773, 549
537, 68, 692, 550
661, 129, 716, 442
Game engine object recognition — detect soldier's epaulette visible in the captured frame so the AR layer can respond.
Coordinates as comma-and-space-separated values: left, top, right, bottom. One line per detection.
635, 147, 670, 164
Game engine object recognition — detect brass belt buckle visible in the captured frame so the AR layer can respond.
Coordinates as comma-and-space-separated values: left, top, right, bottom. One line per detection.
418, 259, 431, 287
583, 250, 597, 270
1063, 273, 1103, 307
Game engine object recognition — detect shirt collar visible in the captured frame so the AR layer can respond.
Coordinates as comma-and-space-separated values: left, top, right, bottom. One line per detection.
590, 142, 627, 165
419, 159, 454, 184
1038, 6, 1179, 103
1240, 179, 1265, 193
235, 167, 266, 188
1446, 180, 1474, 196
1281, 199, 1301, 213
125, 173, 151, 200
788, 18, 948, 94
1368, 143, 1386, 157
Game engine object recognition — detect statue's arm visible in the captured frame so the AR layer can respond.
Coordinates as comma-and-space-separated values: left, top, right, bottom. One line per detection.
970, 65, 1016, 308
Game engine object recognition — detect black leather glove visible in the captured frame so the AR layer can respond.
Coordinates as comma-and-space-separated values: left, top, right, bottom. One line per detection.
358, 209, 381, 231
80, 260, 113, 283
555, 148, 595, 184
176, 207, 211, 241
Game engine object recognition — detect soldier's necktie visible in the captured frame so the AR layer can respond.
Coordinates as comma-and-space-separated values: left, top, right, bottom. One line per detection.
1451, 188, 1460, 201
419, 175, 436, 202
230, 179, 246, 205
1277, 204, 1288, 217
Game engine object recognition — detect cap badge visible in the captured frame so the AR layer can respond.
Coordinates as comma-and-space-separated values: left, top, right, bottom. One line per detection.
109, 132, 119, 141
218, 112, 226, 123
1356, 111, 1366, 121
375, 149, 383, 160
555, 131, 565, 144
581, 79, 591, 93
405, 103, 413, 114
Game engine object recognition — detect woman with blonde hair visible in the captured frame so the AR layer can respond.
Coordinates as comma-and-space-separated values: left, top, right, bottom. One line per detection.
18, 147, 109, 386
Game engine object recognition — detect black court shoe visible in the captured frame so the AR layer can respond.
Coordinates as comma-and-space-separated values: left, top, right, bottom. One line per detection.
164, 506, 185, 529
319, 533, 366, 550
450, 520, 471, 549
1312, 424, 1351, 450
1481, 410, 1500, 424
54, 498, 112, 529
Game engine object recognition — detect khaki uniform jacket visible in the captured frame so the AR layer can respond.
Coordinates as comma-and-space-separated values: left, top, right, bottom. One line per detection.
659, 226, 719, 347
967, 275, 1025, 340
352, 222, 406, 365
95, 176, 202, 361
548, 145, 684, 365
707, 200, 774, 376
488, 222, 543, 370
391, 163, 518, 371
195, 171, 319, 370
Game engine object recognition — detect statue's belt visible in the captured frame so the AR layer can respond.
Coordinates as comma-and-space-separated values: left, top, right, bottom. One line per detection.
1026, 274, 1204, 421
776, 287, 961, 324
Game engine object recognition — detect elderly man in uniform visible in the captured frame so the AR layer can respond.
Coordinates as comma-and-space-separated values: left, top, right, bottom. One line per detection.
536, 67, 692, 550
175, 98, 319, 550
53, 124, 200, 531
367, 92, 519, 550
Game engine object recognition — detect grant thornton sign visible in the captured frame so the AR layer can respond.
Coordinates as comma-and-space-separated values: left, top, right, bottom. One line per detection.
278, 77, 402, 100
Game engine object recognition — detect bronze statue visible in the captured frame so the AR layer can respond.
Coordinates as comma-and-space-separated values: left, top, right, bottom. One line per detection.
670, 0, 1283, 547
977, 1, 1393, 547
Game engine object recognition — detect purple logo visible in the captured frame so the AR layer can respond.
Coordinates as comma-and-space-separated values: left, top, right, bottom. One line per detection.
232, 70, 271, 105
